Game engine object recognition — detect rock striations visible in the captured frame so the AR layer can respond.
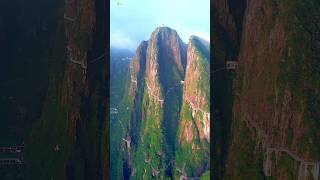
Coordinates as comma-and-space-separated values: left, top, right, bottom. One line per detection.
112, 27, 210, 179
213, 0, 320, 179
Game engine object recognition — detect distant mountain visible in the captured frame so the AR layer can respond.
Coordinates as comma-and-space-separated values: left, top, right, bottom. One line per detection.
110, 27, 210, 179
110, 47, 134, 62
110, 48, 134, 107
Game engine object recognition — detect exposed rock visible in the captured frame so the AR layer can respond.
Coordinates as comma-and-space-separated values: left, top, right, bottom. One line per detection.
122, 27, 210, 179
220, 0, 320, 179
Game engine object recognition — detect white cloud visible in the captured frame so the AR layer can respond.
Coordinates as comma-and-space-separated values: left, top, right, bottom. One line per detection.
111, 0, 210, 50
110, 30, 138, 50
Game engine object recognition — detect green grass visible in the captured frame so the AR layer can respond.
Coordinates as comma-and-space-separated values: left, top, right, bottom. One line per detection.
175, 142, 208, 178
132, 88, 167, 179
182, 103, 193, 121
200, 171, 210, 180
175, 101, 210, 178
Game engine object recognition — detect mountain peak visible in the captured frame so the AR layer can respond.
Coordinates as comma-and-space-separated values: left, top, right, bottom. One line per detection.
189, 35, 209, 46
155, 26, 176, 32
189, 35, 210, 60
150, 26, 179, 40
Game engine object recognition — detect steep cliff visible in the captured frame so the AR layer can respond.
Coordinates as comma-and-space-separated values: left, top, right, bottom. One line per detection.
22, 0, 108, 179
111, 27, 210, 179
214, 0, 320, 179
175, 36, 210, 178
213, 0, 246, 57
0, 0, 107, 179
131, 27, 187, 179
109, 47, 135, 180
212, 0, 245, 178
0, 1, 67, 178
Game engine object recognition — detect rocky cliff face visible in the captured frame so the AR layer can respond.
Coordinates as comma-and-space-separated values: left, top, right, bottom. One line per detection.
175, 36, 210, 178
213, 0, 246, 56
111, 27, 210, 179
1, 0, 107, 179
61, 0, 96, 136
130, 27, 188, 179
213, 0, 320, 179
213, 0, 237, 54
129, 41, 148, 99
182, 36, 210, 142
23, 0, 108, 179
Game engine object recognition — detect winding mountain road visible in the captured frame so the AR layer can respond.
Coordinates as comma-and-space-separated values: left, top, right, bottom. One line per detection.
63, 14, 75, 22
69, 59, 87, 69
244, 117, 319, 179
69, 53, 106, 69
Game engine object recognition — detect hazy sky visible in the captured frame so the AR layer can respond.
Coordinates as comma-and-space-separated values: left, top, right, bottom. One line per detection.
110, 0, 210, 51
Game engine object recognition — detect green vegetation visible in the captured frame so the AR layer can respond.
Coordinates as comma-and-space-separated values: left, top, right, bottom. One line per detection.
110, 30, 210, 179
2, 2, 73, 178
110, 64, 132, 179
266, 95, 273, 104
192, 37, 210, 104
172, 37, 210, 179
132, 88, 166, 179
182, 102, 193, 121
277, 0, 320, 158
267, 176, 277, 180
175, 102, 209, 178
26, 77, 72, 180
175, 142, 209, 178
278, 153, 299, 180
224, 120, 265, 180
200, 171, 210, 180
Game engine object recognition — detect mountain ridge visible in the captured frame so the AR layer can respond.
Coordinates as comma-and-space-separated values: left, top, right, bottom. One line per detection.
110, 26, 210, 179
